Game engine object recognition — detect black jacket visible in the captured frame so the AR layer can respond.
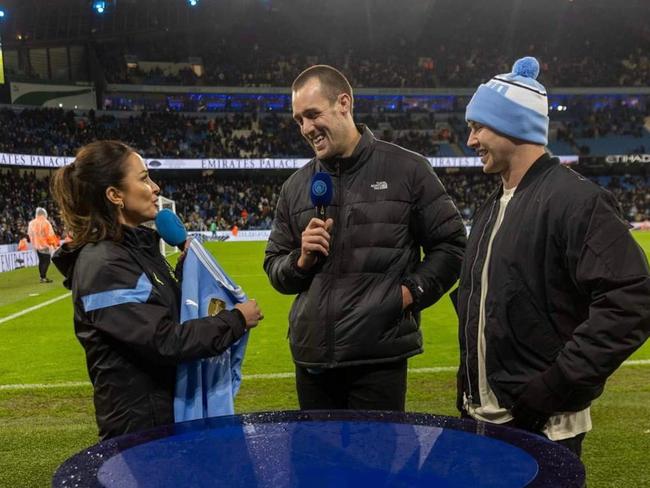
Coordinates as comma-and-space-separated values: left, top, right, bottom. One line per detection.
455, 154, 650, 416
264, 126, 466, 367
53, 226, 246, 440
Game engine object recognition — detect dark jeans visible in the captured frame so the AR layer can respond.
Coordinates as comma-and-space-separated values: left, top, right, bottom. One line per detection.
556, 432, 586, 458
295, 359, 408, 411
37, 251, 51, 279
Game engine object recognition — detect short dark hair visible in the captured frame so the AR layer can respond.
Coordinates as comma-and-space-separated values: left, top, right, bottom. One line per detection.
50, 140, 135, 248
292, 64, 354, 112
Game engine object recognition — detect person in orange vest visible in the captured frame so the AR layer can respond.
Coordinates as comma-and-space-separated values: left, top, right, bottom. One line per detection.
27, 207, 57, 283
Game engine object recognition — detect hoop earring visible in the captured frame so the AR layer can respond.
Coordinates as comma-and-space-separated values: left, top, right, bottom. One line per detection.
119, 202, 125, 209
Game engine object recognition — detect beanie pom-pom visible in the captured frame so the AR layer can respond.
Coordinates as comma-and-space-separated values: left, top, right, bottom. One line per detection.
511, 57, 540, 79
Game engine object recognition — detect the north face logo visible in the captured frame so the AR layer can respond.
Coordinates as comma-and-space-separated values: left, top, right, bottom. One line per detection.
371, 181, 388, 190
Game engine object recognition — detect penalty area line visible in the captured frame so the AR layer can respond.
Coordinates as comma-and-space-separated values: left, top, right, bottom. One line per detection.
1, 360, 648, 392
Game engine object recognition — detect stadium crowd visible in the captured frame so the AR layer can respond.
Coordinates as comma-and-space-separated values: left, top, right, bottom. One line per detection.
1, 104, 649, 160
103, 47, 650, 90
157, 176, 281, 233
0, 171, 61, 245
0, 108, 456, 158
2, 169, 647, 246
0, 106, 420, 159
555, 102, 649, 142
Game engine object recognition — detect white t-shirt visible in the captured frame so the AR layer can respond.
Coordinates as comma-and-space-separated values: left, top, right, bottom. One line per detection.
465, 186, 591, 441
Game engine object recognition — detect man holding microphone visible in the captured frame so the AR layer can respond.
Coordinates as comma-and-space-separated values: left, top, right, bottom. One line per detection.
264, 65, 466, 411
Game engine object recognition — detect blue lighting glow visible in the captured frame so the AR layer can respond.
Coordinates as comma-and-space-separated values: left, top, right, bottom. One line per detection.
93, 1, 106, 14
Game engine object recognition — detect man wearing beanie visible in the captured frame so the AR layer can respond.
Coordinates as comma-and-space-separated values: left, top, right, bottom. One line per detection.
453, 57, 650, 458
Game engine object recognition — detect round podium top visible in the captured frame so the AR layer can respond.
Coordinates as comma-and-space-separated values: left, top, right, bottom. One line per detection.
53, 411, 585, 488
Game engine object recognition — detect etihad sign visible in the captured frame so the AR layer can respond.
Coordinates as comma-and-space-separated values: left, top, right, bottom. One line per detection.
605, 154, 650, 164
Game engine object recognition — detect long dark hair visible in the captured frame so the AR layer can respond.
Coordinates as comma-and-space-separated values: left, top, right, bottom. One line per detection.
50, 140, 135, 248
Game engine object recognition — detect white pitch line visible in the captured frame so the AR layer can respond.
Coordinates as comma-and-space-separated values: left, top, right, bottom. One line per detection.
1, 360, 648, 391
0, 381, 90, 391
228, 274, 268, 278
0, 292, 71, 325
621, 359, 650, 366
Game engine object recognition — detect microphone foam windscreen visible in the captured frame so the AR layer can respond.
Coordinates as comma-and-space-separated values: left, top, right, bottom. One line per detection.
155, 209, 187, 246
310, 172, 333, 208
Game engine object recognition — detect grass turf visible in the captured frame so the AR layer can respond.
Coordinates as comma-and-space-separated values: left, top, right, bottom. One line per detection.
0, 233, 648, 487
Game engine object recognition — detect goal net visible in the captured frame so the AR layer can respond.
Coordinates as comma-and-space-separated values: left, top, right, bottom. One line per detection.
157, 195, 179, 257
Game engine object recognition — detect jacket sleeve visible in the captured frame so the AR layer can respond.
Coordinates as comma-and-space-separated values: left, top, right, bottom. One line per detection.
76, 248, 246, 366
517, 191, 650, 414
263, 184, 317, 294
402, 159, 467, 309
46, 220, 56, 238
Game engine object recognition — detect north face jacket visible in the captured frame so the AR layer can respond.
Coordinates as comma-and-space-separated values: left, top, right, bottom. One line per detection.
264, 125, 466, 368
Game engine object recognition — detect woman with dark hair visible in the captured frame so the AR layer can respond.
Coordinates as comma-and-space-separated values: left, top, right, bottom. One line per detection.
51, 140, 263, 440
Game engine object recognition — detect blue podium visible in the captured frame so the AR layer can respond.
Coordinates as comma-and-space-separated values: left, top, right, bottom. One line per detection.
53, 411, 585, 487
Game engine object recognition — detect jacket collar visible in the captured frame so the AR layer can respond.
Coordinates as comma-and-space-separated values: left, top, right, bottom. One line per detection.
515, 152, 558, 194
488, 152, 559, 201
52, 226, 160, 290
121, 225, 159, 251
318, 124, 375, 174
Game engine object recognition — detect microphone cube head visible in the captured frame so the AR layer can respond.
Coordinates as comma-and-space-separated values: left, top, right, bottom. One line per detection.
310, 172, 333, 208
155, 208, 187, 246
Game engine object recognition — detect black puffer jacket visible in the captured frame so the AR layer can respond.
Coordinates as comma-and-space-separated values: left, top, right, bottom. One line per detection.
455, 154, 650, 414
264, 126, 466, 367
53, 226, 245, 440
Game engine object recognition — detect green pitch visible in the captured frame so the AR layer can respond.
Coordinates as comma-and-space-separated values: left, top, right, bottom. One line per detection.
1, 233, 649, 487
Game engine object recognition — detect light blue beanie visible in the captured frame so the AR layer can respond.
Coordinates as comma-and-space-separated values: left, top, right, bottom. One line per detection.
465, 57, 548, 145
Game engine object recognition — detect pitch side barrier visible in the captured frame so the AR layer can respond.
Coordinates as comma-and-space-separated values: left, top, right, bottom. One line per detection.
0, 250, 38, 273
189, 230, 271, 243
189, 221, 649, 246
2, 222, 647, 272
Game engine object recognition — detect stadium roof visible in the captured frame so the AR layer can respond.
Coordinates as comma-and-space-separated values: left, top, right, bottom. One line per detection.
1, 0, 648, 47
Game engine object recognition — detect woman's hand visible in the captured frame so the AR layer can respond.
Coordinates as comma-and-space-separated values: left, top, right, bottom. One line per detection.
234, 299, 264, 329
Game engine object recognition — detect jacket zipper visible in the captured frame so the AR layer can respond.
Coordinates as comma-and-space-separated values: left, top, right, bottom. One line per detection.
463, 198, 498, 405
326, 163, 341, 365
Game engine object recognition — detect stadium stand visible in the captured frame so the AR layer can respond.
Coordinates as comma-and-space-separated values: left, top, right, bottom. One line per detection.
0, 4, 649, 488
2, 167, 647, 246
0, 0, 647, 246
0, 98, 648, 159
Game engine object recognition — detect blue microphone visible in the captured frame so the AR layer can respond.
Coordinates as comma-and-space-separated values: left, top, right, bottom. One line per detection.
155, 209, 188, 249
310, 172, 333, 220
